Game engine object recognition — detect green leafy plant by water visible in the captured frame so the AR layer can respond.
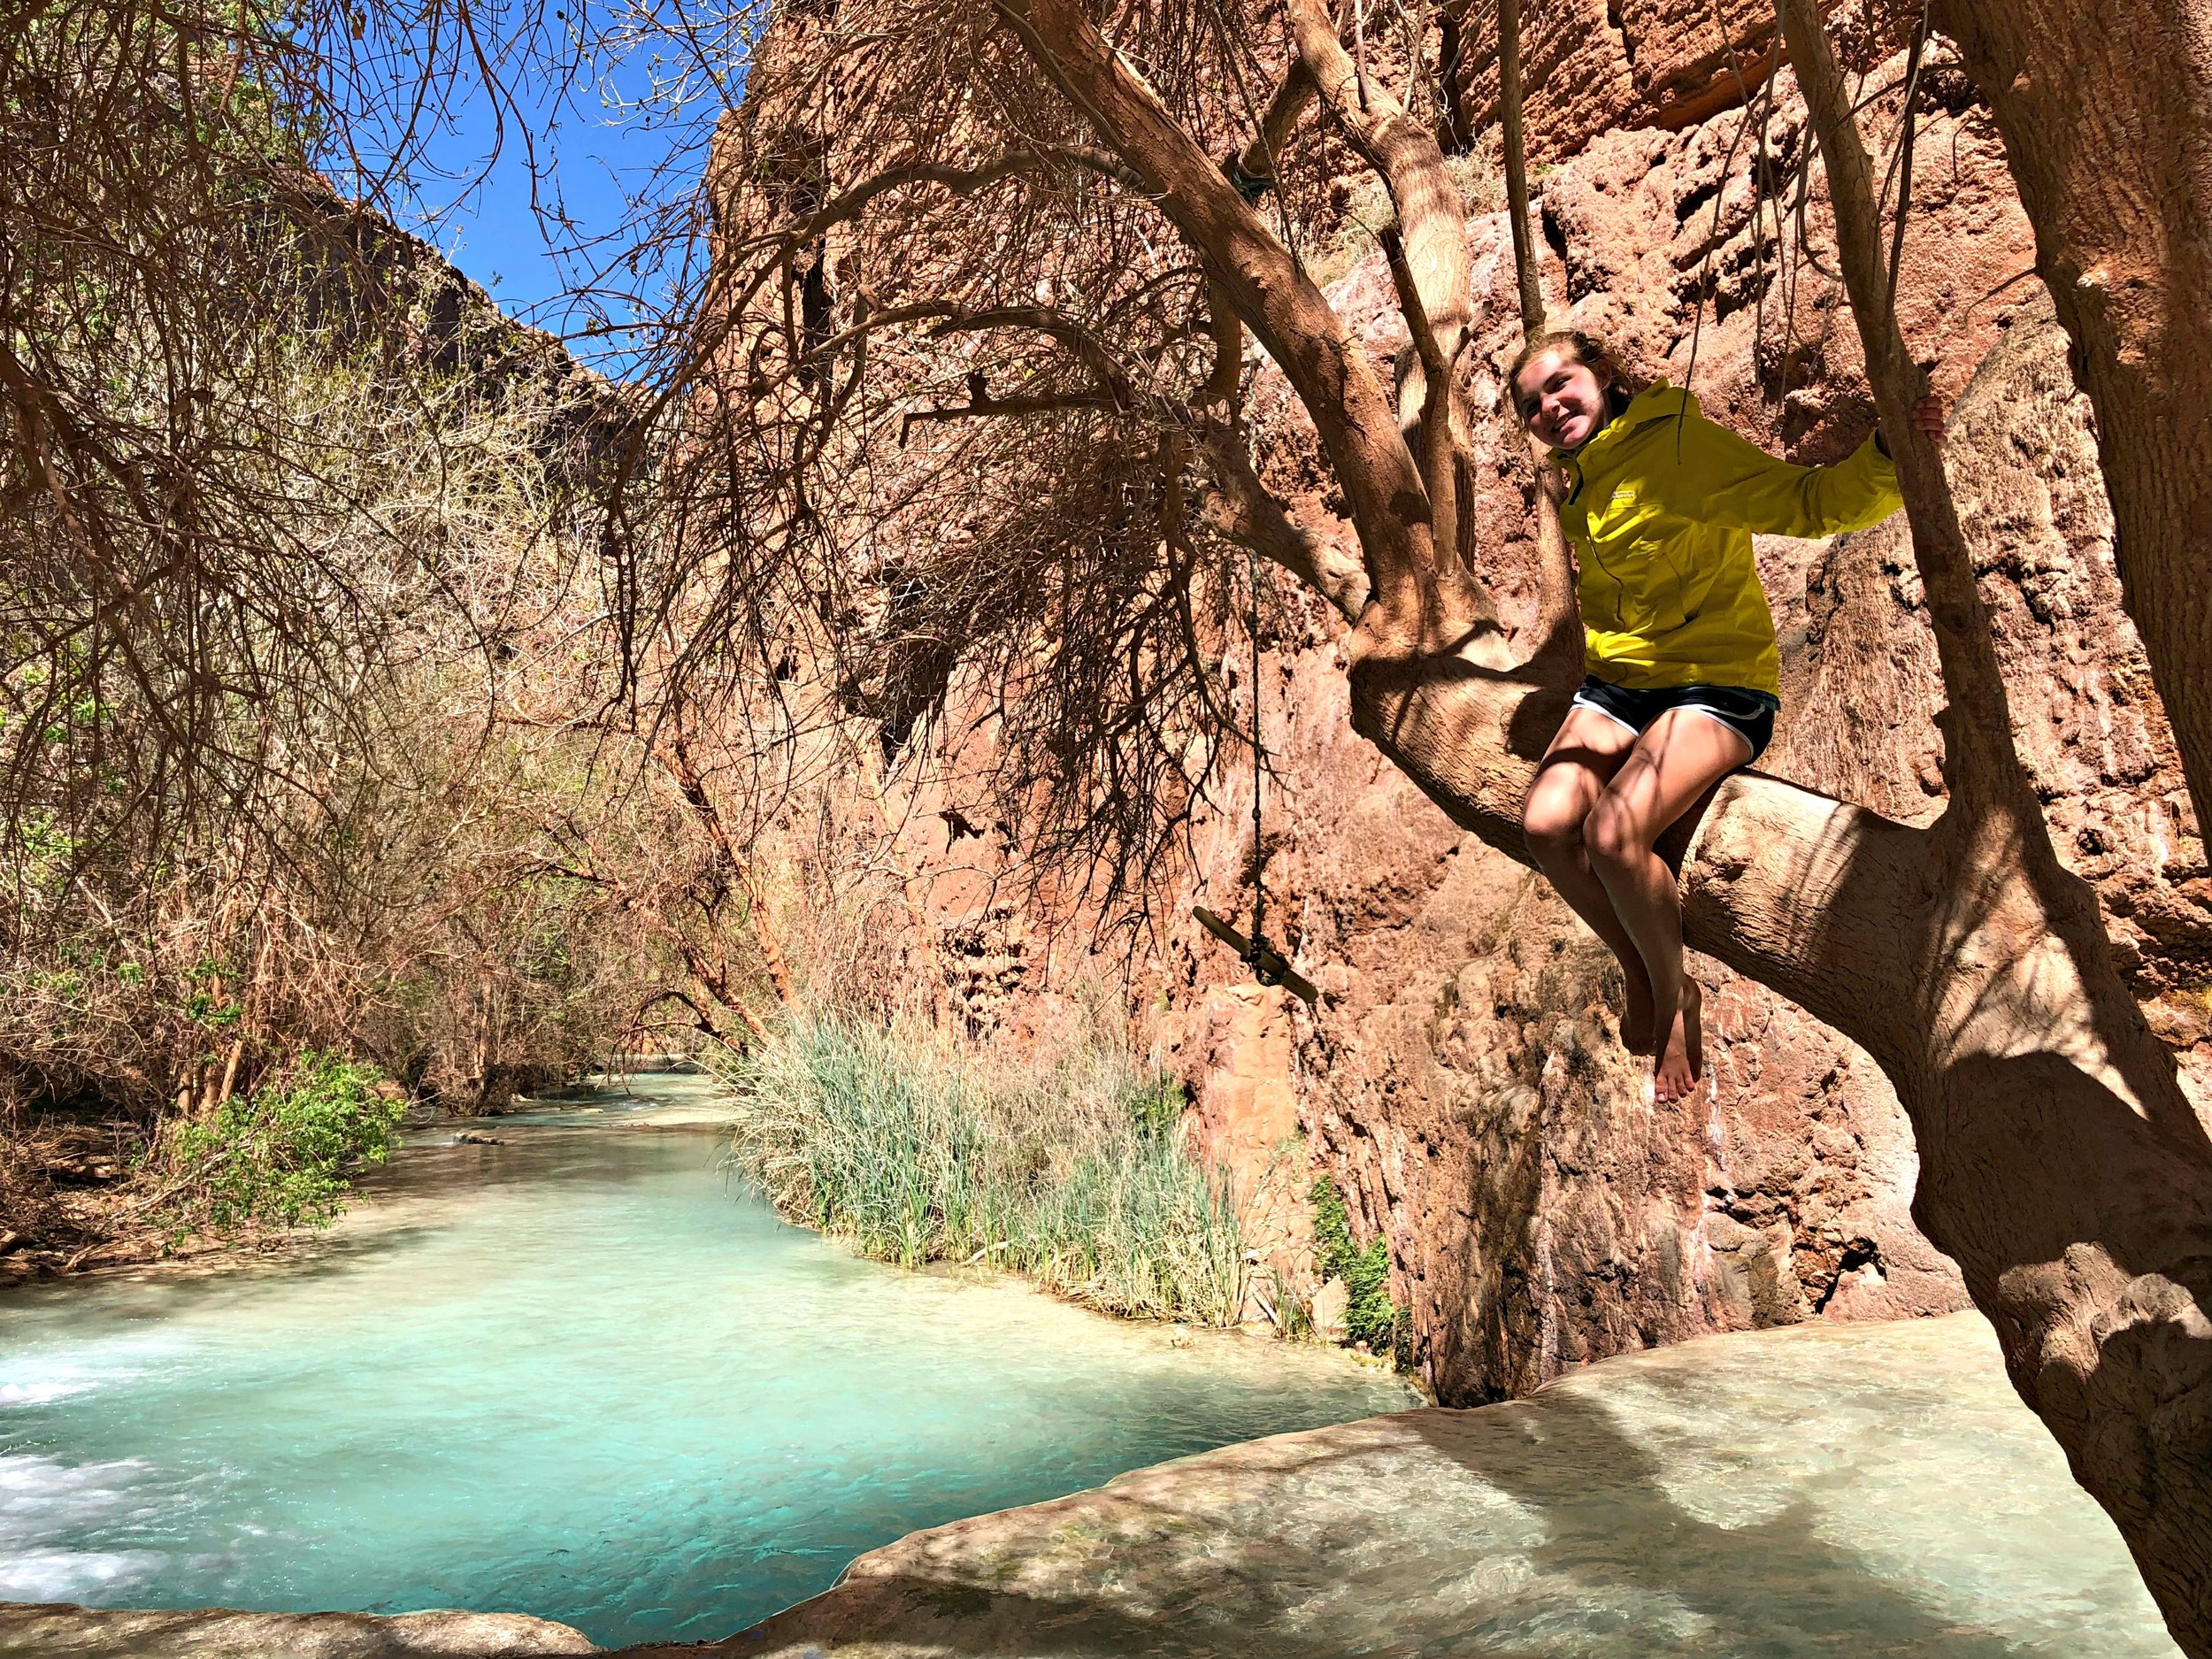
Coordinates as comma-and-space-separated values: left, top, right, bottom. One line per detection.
718, 1017, 1247, 1325
153, 1053, 403, 1237
1310, 1175, 1404, 1359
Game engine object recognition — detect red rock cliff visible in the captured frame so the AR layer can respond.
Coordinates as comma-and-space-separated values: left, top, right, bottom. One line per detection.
782, 19, 2209, 1403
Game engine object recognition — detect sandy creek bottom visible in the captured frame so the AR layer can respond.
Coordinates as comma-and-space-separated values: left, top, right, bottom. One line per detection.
0, 1077, 2180, 1655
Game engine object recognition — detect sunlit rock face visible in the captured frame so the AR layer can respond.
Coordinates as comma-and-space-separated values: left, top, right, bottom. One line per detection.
754, 16, 2209, 1402
1441, 0, 1924, 162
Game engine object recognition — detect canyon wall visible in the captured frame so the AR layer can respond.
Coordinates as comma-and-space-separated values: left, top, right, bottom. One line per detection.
870, 22, 2209, 1403
1442, 0, 1921, 160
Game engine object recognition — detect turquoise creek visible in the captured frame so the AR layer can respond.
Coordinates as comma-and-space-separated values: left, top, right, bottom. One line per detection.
0, 1079, 1414, 1647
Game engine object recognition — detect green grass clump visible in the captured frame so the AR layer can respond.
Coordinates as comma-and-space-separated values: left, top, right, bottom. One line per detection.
1310, 1175, 1403, 1358
156, 1052, 403, 1237
718, 1016, 1247, 1325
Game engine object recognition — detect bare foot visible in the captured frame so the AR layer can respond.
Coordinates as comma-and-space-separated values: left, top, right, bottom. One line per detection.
1654, 977, 1704, 1102
1615, 952, 1659, 1055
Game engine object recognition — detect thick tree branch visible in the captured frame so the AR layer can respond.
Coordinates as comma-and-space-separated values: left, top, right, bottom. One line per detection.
1236, 60, 1315, 186
994, 0, 1444, 649
1193, 424, 1371, 622
1199, 280, 1242, 414
1766, 9, 2212, 1642
1497, 0, 1545, 335
1286, 0, 1488, 629
1284, 0, 1472, 373
1493, 0, 1578, 666
1202, 67, 1319, 429
1381, 225, 1462, 588
1778, 0, 2023, 803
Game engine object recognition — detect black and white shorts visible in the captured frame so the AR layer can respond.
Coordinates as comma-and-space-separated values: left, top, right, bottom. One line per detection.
1569, 676, 1781, 763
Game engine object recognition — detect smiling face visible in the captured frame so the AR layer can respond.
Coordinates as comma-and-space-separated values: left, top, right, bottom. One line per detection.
1513, 348, 1609, 452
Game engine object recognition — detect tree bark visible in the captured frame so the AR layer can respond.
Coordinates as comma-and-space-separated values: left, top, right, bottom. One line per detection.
1286, 0, 1471, 362
1288, 0, 1491, 624
1773, 4, 2212, 1640
1930, 0, 2212, 845
1497, 0, 1544, 334
1193, 425, 1372, 622
1494, 0, 1580, 664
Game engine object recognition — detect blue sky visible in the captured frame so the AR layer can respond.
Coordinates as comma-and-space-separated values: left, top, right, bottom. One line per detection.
398, 29, 718, 373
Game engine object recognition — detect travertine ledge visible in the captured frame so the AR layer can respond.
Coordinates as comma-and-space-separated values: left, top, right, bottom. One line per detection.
0, 1603, 595, 1658
618, 1315, 2175, 1659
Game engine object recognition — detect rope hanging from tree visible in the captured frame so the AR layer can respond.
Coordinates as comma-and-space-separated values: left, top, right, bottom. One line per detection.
1193, 545, 1318, 1006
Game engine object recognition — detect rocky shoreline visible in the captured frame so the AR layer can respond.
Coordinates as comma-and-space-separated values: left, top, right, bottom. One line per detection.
0, 1604, 595, 1658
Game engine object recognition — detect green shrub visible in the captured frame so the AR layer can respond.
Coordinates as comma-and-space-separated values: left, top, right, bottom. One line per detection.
157, 1052, 403, 1237
1125, 1071, 1188, 1141
717, 1017, 1246, 1325
1310, 1175, 1403, 1359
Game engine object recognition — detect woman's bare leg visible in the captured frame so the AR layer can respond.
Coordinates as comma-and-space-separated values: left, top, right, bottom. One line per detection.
1521, 707, 1657, 1051
1582, 709, 1753, 1102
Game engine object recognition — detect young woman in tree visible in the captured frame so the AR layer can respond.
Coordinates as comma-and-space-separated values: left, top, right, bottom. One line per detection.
1510, 330, 1943, 1103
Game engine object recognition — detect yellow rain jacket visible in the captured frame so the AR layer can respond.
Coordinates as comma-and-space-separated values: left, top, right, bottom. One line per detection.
1557, 382, 1902, 695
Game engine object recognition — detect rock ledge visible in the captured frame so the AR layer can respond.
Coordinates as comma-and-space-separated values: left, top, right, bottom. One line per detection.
0, 1603, 596, 1658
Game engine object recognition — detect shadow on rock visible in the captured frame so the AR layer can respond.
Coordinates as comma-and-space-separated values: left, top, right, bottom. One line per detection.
615, 1377, 2053, 1659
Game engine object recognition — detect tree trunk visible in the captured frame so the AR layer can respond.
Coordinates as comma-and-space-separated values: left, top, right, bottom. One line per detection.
212, 1040, 243, 1114
1288, 0, 1496, 629
1497, 0, 1544, 334
1809, 4, 2212, 1640
1931, 0, 2212, 845
1494, 0, 1580, 664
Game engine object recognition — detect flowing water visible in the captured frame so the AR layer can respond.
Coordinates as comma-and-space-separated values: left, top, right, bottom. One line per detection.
0, 1077, 2182, 1655
0, 1079, 1416, 1647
